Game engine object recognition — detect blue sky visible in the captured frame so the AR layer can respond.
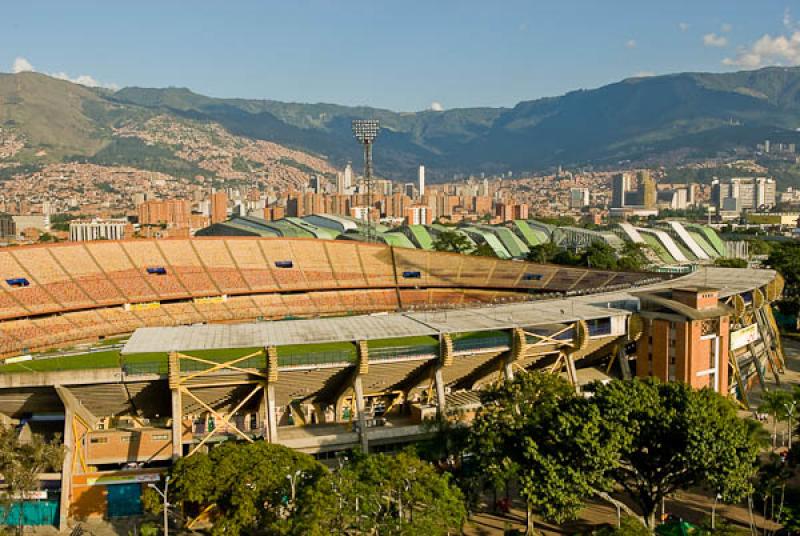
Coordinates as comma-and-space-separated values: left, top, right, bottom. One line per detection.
2, 1, 800, 110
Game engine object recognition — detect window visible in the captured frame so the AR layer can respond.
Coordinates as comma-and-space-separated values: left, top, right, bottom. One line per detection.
523, 273, 543, 281
151, 433, 169, 441
274, 260, 293, 268
5, 278, 29, 287
90, 437, 108, 444
402, 271, 421, 279
146, 267, 167, 275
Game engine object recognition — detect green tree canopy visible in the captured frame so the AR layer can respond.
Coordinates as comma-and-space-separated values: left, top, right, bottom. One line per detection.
432, 230, 473, 254
296, 450, 466, 536
590, 379, 759, 528
470, 373, 616, 533
0, 426, 63, 535
164, 441, 325, 535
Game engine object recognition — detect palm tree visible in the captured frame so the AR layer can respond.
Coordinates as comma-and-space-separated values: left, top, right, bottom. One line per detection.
759, 390, 793, 448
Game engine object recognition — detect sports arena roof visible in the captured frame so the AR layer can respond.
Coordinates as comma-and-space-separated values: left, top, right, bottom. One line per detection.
122, 299, 630, 354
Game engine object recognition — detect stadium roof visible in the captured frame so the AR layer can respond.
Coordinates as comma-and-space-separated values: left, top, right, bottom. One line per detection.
122, 299, 630, 354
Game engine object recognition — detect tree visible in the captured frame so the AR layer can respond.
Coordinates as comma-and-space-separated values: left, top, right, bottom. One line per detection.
432, 230, 473, 254
296, 450, 466, 536
527, 242, 562, 264
469, 373, 616, 534
759, 390, 794, 448
472, 242, 498, 257
162, 441, 325, 535
583, 242, 618, 270
590, 379, 759, 528
714, 258, 748, 268
0, 426, 63, 535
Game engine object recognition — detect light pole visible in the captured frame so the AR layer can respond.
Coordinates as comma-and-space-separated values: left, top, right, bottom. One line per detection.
785, 401, 797, 449
711, 493, 721, 530
352, 119, 380, 243
148, 475, 170, 536
286, 469, 303, 505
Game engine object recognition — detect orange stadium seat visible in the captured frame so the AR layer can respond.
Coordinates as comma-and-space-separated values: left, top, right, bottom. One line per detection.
84, 242, 160, 302
8, 247, 93, 309
157, 240, 219, 296
225, 296, 263, 320
225, 239, 278, 292
324, 242, 369, 288
48, 244, 123, 305
258, 240, 308, 289
192, 239, 250, 293
120, 242, 186, 299
130, 306, 174, 328
281, 293, 319, 317
355, 243, 396, 287
250, 294, 289, 319
163, 302, 205, 325
286, 240, 337, 290
193, 300, 234, 322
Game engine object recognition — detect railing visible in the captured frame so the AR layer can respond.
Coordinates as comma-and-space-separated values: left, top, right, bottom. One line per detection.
452, 335, 510, 352
123, 361, 168, 375
368, 344, 439, 361
278, 350, 356, 368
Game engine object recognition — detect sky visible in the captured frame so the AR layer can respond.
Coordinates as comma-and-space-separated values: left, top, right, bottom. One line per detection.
3, 0, 800, 111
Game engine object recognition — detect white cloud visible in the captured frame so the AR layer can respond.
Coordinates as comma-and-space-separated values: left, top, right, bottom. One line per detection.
785, 8, 795, 29
519, 22, 528, 32
679, 22, 690, 32
430, 101, 444, 112
8, 56, 118, 89
723, 31, 800, 68
721, 23, 733, 33
703, 33, 728, 47
12, 57, 34, 73
633, 71, 655, 78
625, 39, 637, 49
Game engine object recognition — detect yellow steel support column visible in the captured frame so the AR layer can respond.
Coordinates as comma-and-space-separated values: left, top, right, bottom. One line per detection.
264, 346, 279, 442
505, 327, 526, 381
355, 340, 370, 452
168, 351, 183, 459
435, 333, 454, 418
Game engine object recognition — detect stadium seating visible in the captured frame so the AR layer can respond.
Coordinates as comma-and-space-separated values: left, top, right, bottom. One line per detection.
121, 242, 186, 299
324, 242, 369, 287
85, 242, 160, 302
288, 240, 337, 289
191, 240, 250, 293
0, 237, 665, 355
49, 245, 123, 304
157, 240, 219, 296
225, 239, 278, 291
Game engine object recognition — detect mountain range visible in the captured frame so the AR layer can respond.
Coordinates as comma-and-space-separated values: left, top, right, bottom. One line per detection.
4, 66, 800, 182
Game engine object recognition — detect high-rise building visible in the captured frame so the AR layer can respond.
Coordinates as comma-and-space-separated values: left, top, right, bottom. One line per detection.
611, 173, 631, 209
405, 205, 432, 225
639, 170, 657, 209
344, 162, 353, 190
418, 165, 425, 197
569, 187, 590, 209
712, 177, 777, 217
211, 191, 228, 224
0, 213, 15, 239
137, 199, 191, 228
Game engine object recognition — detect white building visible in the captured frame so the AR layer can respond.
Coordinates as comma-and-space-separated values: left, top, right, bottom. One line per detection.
418, 165, 425, 197
69, 219, 127, 241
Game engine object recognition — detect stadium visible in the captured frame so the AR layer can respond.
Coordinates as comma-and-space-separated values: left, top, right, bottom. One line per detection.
0, 237, 785, 528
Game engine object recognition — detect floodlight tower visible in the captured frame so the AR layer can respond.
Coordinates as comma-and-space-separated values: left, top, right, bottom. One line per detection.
352, 119, 380, 242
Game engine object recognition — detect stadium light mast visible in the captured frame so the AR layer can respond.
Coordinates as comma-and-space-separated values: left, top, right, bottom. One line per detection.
352, 119, 380, 242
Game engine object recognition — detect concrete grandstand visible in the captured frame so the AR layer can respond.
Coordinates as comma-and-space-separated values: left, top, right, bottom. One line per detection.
0, 238, 785, 528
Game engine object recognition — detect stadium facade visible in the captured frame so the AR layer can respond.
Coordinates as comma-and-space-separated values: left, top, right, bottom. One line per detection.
0, 238, 784, 529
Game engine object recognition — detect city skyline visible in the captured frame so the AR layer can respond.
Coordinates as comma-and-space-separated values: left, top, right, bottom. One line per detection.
3, 0, 800, 110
